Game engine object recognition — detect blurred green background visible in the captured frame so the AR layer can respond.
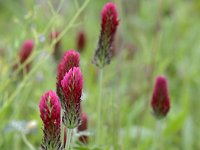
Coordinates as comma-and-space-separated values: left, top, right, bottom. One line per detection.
0, 0, 200, 149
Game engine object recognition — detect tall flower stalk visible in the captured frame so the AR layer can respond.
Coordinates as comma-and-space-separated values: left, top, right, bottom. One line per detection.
92, 2, 119, 144
97, 68, 103, 144
151, 76, 170, 149
56, 50, 80, 149
61, 67, 83, 149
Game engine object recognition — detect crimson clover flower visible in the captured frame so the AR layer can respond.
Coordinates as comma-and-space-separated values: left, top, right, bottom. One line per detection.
61, 67, 83, 129
39, 90, 62, 150
19, 39, 34, 64
13, 39, 34, 73
56, 50, 80, 108
93, 2, 119, 68
151, 76, 170, 119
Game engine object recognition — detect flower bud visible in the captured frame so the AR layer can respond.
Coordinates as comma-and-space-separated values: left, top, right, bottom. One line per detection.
151, 76, 170, 119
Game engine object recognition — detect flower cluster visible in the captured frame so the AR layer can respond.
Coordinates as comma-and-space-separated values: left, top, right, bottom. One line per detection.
37, 2, 173, 149
38, 2, 122, 149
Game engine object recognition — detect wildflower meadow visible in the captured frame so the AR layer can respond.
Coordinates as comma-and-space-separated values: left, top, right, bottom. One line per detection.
0, 0, 200, 150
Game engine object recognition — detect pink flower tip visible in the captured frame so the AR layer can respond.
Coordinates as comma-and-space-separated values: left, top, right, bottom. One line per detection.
101, 2, 119, 35
61, 67, 83, 104
56, 50, 80, 101
39, 90, 61, 128
151, 76, 170, 119
39, 91, 62, 149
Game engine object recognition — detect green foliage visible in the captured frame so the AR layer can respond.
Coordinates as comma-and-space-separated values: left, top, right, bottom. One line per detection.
0, 0, 200, 149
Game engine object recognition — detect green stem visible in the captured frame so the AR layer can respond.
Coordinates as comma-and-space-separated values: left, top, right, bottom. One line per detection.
74, 0, 80, 10
153, 120, 161, 150
21, 133, 36, 150
66, 129, 72, 150
61, 110, 65, 148
97, 69, 103, 144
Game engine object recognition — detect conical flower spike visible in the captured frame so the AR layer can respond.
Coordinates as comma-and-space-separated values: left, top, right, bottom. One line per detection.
61, 67, 83, 129
56, 50, 80, 108
39, 90, 62, 150
93, 2, 119, 68
151, 76, 170, 119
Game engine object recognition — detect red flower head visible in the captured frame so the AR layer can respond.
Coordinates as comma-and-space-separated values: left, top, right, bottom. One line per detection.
49, 31, 62, 61
39, 90, 62, 149
76, 30, 86, 52
151, 76, 170, 119
56, 50, 80, 107
101, 2, 119, 36
78, 112, 89, 144
93, 2, 119, 68
19, 39, 34, 64
61, 67, 83, 129
13, 39, 34, 74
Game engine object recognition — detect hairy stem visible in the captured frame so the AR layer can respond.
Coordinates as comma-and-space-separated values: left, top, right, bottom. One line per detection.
66, 129, 72, 150
97, 68, 103, 144
153, 120, 161, 150
61, 110, 65, 148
